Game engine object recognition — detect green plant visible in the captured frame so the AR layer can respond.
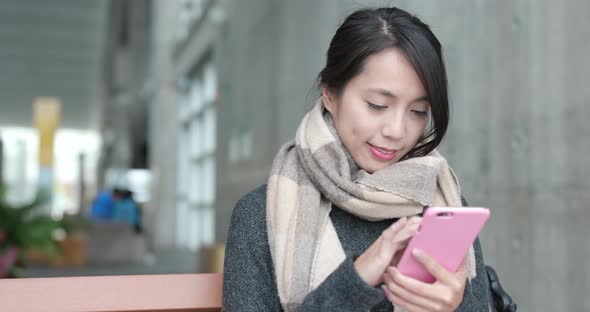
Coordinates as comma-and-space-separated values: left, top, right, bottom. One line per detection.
60, 213, 92, 235
0, 188, 62, 277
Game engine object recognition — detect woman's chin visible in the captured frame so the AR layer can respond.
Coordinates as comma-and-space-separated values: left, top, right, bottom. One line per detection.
359, 161, 391, 174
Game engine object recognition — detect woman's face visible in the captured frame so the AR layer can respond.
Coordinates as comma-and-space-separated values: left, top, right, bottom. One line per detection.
323, 48, 430, 174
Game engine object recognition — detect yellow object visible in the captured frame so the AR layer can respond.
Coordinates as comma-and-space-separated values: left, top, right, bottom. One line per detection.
199, 244, 225, 273
33, 97, 61, 166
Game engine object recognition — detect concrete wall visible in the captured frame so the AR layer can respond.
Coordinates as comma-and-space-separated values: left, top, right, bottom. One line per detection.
147, 0, 180, 249
210, 0, 590, 310
214, 0, 282, 244
102, 0, 179, 250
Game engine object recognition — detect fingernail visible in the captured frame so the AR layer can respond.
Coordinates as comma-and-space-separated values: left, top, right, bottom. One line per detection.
412, 248, 423, 257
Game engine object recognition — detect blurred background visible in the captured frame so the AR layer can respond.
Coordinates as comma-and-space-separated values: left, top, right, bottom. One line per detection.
0, 0, 587, 310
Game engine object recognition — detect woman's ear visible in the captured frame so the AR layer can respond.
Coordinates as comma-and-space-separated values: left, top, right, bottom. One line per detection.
322, 87, 337, 115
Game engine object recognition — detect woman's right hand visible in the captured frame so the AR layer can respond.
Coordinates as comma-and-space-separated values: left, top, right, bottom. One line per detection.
354, 216, 422, 287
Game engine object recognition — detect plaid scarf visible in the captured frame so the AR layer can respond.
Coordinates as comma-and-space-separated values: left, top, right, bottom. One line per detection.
267, 98, 476, 311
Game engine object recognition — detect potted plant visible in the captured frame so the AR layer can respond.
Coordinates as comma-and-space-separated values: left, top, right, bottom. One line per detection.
0, 189, 62, 278
49, 213, 92, 267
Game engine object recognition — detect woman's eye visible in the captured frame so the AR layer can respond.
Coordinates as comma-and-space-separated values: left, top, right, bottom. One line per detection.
367, 102, 387, 110
412, 110, 428, 117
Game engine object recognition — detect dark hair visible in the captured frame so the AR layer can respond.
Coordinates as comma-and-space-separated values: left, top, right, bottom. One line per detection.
319, 7, 449, 158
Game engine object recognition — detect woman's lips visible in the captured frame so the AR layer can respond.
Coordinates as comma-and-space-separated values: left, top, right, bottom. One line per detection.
368, 143, 398, 161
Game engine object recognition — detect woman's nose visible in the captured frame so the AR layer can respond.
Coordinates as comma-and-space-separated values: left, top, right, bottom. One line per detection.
381, 114, 405, 140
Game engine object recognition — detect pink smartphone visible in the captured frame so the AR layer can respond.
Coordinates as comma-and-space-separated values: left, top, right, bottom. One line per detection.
396, 207, 490, 283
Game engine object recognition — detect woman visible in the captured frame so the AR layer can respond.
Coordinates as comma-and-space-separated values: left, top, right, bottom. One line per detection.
223, 7, 492, 312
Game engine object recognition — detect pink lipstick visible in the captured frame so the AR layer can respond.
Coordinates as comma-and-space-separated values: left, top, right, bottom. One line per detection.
368, 143, 397, 161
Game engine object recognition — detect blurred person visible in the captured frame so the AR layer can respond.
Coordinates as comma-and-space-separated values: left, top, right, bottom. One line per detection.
112, 189, 141, 233
89, 189, 115, 221
223, 7, 494, 312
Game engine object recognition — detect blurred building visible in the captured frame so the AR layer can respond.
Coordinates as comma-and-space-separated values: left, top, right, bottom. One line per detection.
0, 0, 107, 213
1, 0, 588, 310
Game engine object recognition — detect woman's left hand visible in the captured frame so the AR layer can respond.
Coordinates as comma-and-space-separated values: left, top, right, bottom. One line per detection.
382, 249, 467, 312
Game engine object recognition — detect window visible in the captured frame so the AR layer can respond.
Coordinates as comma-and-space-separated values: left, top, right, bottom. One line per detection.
176, 61, 217, 251
0, 127, 100, 216
176, 0, 204, 42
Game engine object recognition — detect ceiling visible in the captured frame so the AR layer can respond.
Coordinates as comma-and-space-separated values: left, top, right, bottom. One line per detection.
0, 0, 109, 129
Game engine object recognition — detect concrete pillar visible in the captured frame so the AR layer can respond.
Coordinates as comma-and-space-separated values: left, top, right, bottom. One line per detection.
148, 0, 180, 250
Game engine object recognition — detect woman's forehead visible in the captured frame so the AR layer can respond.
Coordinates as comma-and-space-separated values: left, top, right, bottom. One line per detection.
349, 50, 426, 99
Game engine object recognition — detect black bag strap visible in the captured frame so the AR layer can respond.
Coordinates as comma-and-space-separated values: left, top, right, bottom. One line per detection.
485, 265, 517, 312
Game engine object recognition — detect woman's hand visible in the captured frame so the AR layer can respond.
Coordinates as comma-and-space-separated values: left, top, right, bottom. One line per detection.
353, 216, 421, 287
382, 249, 467, 312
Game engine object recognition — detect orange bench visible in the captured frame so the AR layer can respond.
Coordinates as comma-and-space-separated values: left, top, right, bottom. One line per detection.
0, 273, 222, 312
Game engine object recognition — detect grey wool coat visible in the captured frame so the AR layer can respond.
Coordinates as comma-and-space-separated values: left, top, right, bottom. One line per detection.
222, 185, 492, 311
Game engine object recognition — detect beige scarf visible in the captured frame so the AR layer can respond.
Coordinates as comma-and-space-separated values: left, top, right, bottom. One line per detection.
267, 99, 476, 311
